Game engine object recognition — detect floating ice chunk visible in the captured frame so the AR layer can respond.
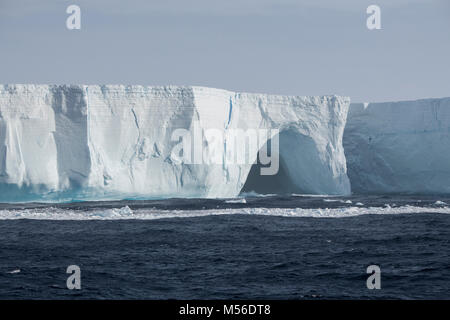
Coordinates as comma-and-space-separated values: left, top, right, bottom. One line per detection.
7, 269, 21, 274
225, 198, 247, 204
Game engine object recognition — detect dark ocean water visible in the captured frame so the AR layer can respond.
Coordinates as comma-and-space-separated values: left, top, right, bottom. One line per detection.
0, 195, 449, 299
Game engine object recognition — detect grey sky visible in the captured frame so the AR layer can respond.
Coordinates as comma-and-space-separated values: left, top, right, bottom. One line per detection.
0, 0, 449, 102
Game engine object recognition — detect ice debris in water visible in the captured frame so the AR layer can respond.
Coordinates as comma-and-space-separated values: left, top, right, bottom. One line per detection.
7, 269, 21, 274
225, 198, 247, 204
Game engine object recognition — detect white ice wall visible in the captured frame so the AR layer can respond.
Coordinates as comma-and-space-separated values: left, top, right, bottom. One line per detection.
0, 85, 58, 192
0, 84, 350, 201
344, 97, 450, 194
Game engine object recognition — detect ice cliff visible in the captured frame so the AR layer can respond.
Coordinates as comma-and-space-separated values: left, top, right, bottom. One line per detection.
344, 97, 450, 194
0, 84, 350, 201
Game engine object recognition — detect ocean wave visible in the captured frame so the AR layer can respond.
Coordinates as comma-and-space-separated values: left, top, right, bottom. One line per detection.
0, 205, 450, 220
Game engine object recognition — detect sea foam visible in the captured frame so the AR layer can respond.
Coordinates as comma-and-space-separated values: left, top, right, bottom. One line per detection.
0, 205, 449, 220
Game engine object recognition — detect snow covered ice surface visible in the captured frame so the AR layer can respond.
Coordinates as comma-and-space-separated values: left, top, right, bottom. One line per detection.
0, 84, 350, 202
344, 97, 450, 194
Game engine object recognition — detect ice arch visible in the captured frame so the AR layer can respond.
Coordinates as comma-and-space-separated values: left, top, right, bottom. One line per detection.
0, 84, 350, 201
241, 128, 349, 195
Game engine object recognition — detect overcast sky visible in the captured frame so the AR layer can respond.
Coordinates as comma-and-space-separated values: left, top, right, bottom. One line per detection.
0, 0, 449, 102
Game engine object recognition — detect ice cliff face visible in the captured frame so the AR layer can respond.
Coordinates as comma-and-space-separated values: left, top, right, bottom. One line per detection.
0, 84, 351, 201
344, 97, 450, 194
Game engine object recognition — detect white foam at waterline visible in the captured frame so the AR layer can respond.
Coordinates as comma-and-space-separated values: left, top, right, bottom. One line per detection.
239, 192, 277, 198
293, 194, 335, 198
0, 205, 450, 220
323, 199, 352, 204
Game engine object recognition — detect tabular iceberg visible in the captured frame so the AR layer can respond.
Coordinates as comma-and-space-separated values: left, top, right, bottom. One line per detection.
344, 97, 450, 194
0, 84, 351, 201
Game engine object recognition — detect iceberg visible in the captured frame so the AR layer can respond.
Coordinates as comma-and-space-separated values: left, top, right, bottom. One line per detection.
0, 84, 351, 201
344, 97, 450, 194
